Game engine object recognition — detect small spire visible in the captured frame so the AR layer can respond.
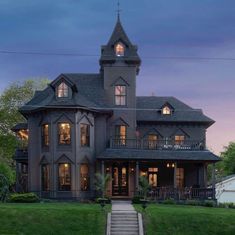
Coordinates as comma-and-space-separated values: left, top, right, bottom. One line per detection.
117, 0, 121, 21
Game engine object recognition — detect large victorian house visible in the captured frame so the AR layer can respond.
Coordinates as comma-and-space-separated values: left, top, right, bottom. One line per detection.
13, 17, 220, 200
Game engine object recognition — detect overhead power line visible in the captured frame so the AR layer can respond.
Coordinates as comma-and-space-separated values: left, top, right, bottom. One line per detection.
0, 50, 235, 62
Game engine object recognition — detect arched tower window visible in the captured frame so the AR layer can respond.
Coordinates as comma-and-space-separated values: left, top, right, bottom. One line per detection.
115, 42, 125, 57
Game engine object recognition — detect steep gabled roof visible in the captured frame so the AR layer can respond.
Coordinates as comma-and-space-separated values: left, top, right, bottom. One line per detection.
19, 73, 111, 114
136, 96, 214, 126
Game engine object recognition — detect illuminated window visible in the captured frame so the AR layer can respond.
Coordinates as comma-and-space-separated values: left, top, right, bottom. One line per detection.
57, 82, 69, 98
58, 163, 71, 191
42, 124, 49, 146
41, 164, 50, 191
176, 168, 184, 188
115, 125, 126, 145
175, 135, 185, 145
148, 134, 157, 149
80, 164, 89, 191
162, 106, 171, 115
115, 85, 126, 105
80, 124, 90, 147
115, 42, 125, 56
58, 123, 71, 145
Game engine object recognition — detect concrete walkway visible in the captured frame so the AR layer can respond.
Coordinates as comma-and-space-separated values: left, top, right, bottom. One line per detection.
108, 200, 143, 235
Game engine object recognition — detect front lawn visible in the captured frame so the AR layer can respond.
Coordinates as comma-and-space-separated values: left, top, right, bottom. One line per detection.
135, 204, 235, 235
0, 203, 108, 235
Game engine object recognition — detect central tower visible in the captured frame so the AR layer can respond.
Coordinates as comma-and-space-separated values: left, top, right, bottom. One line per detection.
100, 17, 141, 139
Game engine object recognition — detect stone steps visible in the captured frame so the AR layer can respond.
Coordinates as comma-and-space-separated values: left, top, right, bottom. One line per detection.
110, 211, 139, 235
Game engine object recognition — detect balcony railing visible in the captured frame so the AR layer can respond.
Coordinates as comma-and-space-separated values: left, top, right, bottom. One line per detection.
109, 138, 205, 151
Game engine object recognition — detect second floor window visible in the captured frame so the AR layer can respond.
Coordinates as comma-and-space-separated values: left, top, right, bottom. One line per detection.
80, 124, 90, 147
58, 163, 71, 191
148, 134, 157, 149
42, 124, 49, 146
115, 125, 126, 145
115, 85, 126, 106
57, 82, 69, 98
58, 123, 71, 145
175, 135, 185, 145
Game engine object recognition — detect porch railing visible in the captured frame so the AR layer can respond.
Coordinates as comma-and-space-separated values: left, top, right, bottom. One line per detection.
109, 138, 205, 151
136, 187, 214, 201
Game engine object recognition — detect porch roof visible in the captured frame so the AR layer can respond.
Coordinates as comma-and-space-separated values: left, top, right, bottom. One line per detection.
97, 149, 220, 162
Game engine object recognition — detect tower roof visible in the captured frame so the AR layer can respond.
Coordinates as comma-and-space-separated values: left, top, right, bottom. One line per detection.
107, 18, 132, 46
100, 17, 141, 70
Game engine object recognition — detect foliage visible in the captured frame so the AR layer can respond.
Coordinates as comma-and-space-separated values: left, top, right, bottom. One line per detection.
94, 173, 111, 198
9, 192, 39, 203
218, 202, 235, 209
162, 198, 176, 205
135, 204, 235, 235
0, 162, 15, 185
220, 142, 235, 176
0, 78, 49, 170
139, 175, 150, 199
0, 203, 107, 235
132, 195, 144, 204
0, 174, 9, 202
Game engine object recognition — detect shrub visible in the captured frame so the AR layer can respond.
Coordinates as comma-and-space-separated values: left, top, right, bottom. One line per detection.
9, 193, 39, 203
185, 200, 202, 206
162, 198, 176, 205
132, 195, 143, 204
219, 202, 235, 209
203, 200, 215, 207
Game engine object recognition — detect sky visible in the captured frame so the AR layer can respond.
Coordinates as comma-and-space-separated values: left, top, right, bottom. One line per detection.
0, 0, 234, 155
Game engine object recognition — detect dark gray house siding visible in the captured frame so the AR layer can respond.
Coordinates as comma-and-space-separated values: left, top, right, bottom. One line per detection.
13, 17, 220, 200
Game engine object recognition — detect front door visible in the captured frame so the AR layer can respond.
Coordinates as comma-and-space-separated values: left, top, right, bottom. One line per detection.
112, 163, 128, 196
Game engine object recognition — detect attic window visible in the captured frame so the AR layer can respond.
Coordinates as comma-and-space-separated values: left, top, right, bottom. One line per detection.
115, 42, 125, 57
57, 82, 68, 98
162, 106, 171, 115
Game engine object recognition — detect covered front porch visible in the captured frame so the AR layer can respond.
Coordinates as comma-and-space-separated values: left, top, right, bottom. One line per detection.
97, 149, 219, 200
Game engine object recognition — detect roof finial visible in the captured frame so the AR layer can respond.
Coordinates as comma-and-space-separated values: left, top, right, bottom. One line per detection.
117, 0, 121, 21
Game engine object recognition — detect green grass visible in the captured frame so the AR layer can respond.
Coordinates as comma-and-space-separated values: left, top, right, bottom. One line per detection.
0, 203, 108, 235
135, 204, 235, 235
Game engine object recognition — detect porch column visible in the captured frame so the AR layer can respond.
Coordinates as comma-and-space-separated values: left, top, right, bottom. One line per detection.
101, 160, 105, 177
135, 161, 139, 191
174, 162, 177, 188
212, 163, 216, 200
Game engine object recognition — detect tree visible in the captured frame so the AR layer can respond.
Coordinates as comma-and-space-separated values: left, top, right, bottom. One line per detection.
220, 142, 235, 176
0, 78, 49, 171
139, 175, 150, 200
94, 173, 110, 198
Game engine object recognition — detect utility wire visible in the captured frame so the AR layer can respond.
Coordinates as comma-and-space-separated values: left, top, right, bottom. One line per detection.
0, 50, 235, 62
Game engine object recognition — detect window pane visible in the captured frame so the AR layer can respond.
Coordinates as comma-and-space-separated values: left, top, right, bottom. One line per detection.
58, 163, 71, 191
176, 168, 184, 188
175, 135, 185, 144
42, 124, 49, 146
58, 123, 71, 145
80, 124, 90, 147
80, 164, 89, 191
42, 164, 50, 191
162, 106, 171, 115
57, 82, 69, 98
115, 86, 126, 106
115, 43, 125, 56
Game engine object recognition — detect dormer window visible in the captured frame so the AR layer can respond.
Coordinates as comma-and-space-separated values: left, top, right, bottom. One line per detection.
115, 42, 125, 57
162, 106, 171, 115
57, 82, 68, 98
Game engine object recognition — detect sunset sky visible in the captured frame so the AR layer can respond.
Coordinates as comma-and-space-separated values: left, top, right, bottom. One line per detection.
0, 0, 234, 155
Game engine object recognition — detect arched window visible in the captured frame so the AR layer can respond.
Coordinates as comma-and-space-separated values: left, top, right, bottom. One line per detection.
41, 164, 50, 191
57, 82, 69, 98
80, 164, 89, 191
58, 123, 71, 145
115, 42, 125, 57
162, 106, 171, 115
58, 163, 71, 191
